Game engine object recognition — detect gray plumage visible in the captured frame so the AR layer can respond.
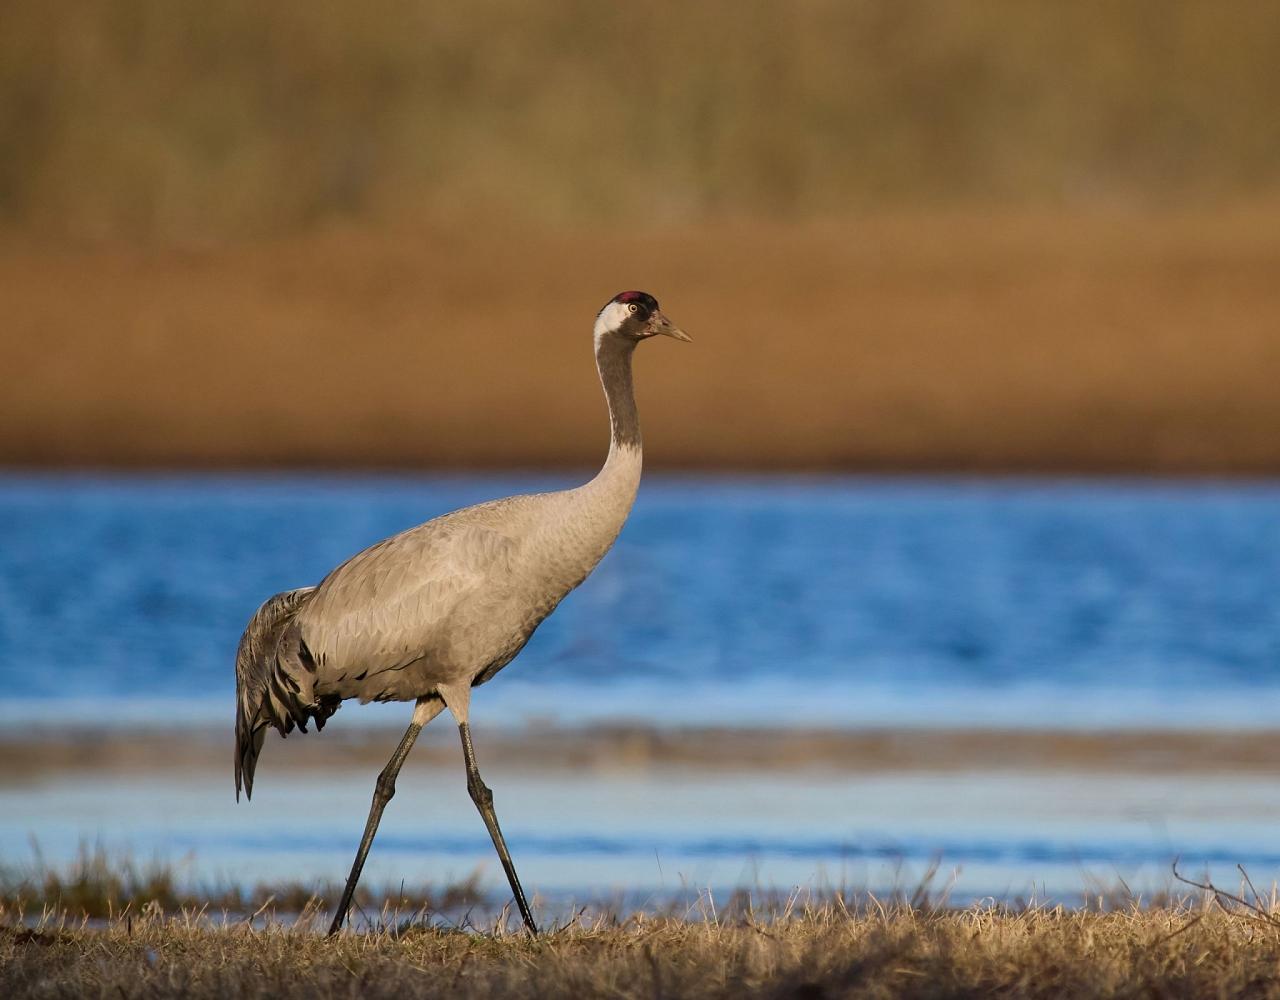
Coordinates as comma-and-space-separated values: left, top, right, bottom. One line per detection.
233, 290, 689, 935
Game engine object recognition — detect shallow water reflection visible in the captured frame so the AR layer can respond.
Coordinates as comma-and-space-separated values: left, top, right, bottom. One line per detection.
6, 760, 1280, 907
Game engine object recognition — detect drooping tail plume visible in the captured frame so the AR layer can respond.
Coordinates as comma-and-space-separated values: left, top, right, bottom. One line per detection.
234, 586, 335, 800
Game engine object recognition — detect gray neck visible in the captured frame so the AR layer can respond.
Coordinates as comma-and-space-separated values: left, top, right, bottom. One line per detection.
547, 332, 642, 575
595, 333, 641, 452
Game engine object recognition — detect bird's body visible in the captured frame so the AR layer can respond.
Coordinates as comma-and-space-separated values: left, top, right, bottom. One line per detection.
235, 445, 640, 779
233, 291, 688, 935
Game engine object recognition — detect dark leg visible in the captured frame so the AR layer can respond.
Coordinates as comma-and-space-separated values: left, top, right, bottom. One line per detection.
459, 722, 538, 934
327, 699, 441, 936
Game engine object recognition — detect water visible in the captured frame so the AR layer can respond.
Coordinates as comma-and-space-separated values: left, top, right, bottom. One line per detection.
2, 472, 1280, 729
3, 472, 1280, 904
8, 765, 1280, 909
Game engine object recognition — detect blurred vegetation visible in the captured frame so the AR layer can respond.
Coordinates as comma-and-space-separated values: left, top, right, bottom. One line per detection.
1, 843, 484, 919
3, 0, 1280, 241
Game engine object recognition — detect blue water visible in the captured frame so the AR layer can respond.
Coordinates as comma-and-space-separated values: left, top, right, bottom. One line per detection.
2, 472, 1280, 729
9, 765, 1280, 907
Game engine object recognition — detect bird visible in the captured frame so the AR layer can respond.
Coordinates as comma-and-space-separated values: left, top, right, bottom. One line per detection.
233, 291, 690, 936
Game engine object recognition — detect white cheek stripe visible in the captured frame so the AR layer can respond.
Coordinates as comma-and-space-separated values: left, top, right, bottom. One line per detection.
593, 301, 631, 342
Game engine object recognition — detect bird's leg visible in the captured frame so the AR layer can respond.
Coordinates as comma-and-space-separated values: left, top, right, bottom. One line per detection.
327, 697, 443, 937
326, 722, 418, 936
458, 721, 539, 935
436, 680, 538, 935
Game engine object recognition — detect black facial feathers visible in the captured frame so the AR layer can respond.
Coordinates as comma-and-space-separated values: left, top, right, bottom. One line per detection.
612, 290, 659, 321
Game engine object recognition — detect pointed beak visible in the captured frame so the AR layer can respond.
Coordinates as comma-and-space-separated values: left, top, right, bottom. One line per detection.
650, 312, 692, 343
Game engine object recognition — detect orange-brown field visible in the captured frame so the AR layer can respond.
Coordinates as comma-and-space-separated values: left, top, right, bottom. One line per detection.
5, 207, 1280, 474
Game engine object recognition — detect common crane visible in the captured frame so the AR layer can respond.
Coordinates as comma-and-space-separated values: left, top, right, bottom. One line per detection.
233, 291, 690, 936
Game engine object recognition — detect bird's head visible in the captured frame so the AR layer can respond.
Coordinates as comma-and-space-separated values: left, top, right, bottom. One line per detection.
593, 291, 691, 346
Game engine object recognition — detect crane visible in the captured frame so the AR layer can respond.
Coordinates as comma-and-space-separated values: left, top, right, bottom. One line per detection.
233, 291, 690, 936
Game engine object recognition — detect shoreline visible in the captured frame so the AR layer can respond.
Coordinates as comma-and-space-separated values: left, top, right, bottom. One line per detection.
6, 724, 1280, 780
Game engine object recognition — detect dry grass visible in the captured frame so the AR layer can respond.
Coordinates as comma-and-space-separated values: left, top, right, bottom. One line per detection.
4, 1, 1280, 239
7, 855, 1280, 997
6, 899, 1280, 999
5, 207, 1280, 473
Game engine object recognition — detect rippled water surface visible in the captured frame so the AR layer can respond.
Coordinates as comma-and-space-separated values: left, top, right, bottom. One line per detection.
2, 472, 1280, 728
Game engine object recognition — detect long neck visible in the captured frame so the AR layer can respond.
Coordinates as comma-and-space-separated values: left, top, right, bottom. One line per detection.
597, 333, 640, 454
540, 333, 641, 579
585, 333, 643, 498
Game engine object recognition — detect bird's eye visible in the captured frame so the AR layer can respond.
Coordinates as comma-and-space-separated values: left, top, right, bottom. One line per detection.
627, 303, 638, 314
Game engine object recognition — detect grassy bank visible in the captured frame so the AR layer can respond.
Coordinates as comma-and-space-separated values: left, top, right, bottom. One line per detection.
6, 208, 1280, 472
5, 853, 1277, 997
5, 901, 1279, 998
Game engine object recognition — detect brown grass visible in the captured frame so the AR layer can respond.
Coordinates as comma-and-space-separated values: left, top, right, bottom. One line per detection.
5, 207, 1280, 473
6, 854, 1279, 997
6, 900, 1280, 999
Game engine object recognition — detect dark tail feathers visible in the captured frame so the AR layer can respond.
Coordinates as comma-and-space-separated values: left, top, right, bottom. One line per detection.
234, 587, 337, 800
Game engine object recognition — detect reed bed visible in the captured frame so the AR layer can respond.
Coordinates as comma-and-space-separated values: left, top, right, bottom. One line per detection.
6, 1, 1280, 240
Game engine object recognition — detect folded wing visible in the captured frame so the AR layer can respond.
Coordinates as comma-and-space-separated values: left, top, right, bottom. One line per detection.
296, 520, 520, 682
